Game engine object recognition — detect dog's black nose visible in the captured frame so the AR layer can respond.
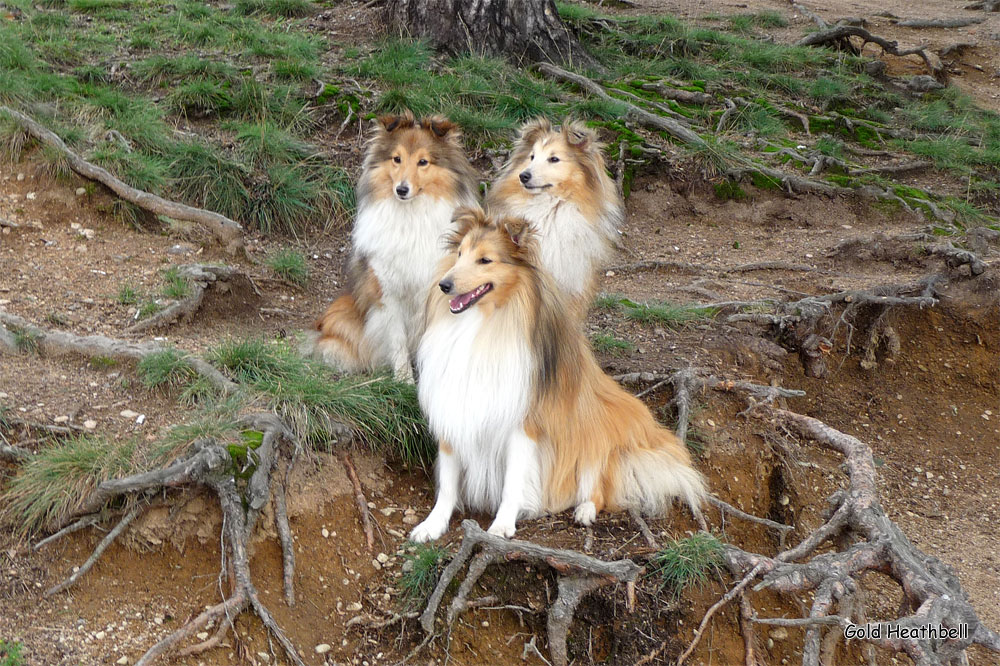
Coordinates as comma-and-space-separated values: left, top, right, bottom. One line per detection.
396, 183, 410, 197
518, 170, 531, 184
438, 278, 453, 294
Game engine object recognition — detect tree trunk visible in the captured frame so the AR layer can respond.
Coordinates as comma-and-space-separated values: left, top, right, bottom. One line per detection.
386, 0, 597, 69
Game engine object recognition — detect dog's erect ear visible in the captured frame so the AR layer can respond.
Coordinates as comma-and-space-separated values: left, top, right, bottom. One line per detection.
562, 120, 596, 150
422, 115, 462, 145
377, 110, 416, 133
446, 206, 488, 249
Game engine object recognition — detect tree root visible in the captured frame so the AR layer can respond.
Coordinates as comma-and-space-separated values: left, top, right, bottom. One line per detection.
535, 62, 708, 148
127, 264, 241, 333
707, 408, 1000, 666
895, 17, 985, 28
0, 311, 236, 395
419, 519, 643, 666
795, 26, 944, 78
339, 448, 376, 552
0, 106, 243, 253
32, 411, 320, 666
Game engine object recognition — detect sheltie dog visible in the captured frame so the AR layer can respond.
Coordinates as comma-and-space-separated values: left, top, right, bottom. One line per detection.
410, 208, 705, 541
485, 117, 622, 318
307, 112, 479, 381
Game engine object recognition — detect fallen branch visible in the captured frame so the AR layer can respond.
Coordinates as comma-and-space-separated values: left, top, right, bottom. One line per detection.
128, 264, 240, 333
44, 505, 141, 597
338, 449, 375, 552
0, 106, 243, 253
0, 311, 236, 395
965, 0, 1000, 9
639, 82, 712, 105
419, 520, 643, 666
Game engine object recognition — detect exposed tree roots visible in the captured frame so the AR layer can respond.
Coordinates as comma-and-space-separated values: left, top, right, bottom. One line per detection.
417, 520, 643, 666
796, 25, 944, 79
712, 408, 1000, 666
0, 311, 236, 395
35, 413, 314, 666
339, 448, 376, 552
127, 264, 243, 333
0, 106, 244, 253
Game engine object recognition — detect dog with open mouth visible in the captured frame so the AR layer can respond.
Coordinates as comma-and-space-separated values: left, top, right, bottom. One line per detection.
306, 111, 479, 381
410, 207, 705, 542
485, 117, 623, 319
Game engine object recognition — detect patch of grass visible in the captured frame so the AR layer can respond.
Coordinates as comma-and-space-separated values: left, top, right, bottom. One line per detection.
809, 76, 849, 103
814, 136, 844, 159
649, 532, 725, 598
733, 104, 784, 137
266, 248, 309, 286
623, 301, 719, 327
209, 339, 434, 465
167, 79, 233, 117
137, 348, 196, 389
116, 284, 140, 305
399, 543, 446, 608
68, 0, 131, 12
161, 267, 191, 300
234, 0, 314, 18
594, 292, 627, 310
0, 436, 140, 536
89, 355, 117, 369
0, 639, 25, 666
590, 332, 636, 356
12, 328, 39, 354
138, 300, 161, 319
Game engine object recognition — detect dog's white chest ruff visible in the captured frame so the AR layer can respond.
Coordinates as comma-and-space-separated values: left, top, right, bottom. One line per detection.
353, 197, 457, 301
504, 196, 611, 297
417, 310, 536, 512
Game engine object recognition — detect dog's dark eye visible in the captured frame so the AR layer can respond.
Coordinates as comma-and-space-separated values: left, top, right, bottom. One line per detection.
548, 156, 560, 163
478, 257, 492, 265
529, 153, 534, 160
417, 158, 428, 166
392, 156, 401, 164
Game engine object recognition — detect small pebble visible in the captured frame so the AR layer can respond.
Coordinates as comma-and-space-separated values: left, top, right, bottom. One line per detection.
346, 602, 362, 612
315, 644, 331, 654
75, 187, 86, 196
83, 419, 97, 429
321, 528, 330, 538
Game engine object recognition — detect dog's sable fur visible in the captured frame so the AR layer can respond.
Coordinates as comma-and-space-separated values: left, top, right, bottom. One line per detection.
411, 208, 705, 541
486, 117, 622, 319
307, 111, 479, 380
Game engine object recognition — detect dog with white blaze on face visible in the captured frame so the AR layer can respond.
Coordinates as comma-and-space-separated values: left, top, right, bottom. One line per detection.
306, 111, 479, 381
409, 207, 705, 542
486, 117, 623, 319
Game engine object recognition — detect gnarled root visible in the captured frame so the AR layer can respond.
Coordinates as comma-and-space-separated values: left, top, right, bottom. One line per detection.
419, 519, 643, 666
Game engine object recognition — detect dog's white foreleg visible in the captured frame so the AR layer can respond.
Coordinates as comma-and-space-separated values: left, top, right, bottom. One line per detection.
573, 467, 599, 526
364, 300, 414, 382
410, 444, 459, 542
487, 428, 537, 538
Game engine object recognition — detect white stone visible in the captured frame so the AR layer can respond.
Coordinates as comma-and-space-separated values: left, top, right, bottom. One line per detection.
26, 192, 36, 200
75, 187, 86, 196
95, 631, 106, 639
83, 419, 97, 429
116, 657, 128, 665
345, 602, 362, 612
376, 553, 389, 564
321, 528, 329, 538
195, 631, 209, 640
54, 416, 69, 423
70, 222, 81, 230
314, 644, 331, 654
120, 409, 139, 419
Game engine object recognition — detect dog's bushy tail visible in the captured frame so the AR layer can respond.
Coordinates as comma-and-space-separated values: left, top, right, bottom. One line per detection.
613, 432, 706, 517
303, 293, 371, 372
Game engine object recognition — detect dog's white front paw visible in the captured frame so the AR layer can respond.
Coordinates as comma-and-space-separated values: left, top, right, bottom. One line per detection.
409, 515, 447, 542
573, 501, 597, 526
487, 519, 516, 539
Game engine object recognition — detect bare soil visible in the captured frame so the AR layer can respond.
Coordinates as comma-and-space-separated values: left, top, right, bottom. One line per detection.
2, 1, 1000, 665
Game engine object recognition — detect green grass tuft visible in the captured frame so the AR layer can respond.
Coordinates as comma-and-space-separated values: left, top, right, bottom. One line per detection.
12, 328, 39, 354
116, 284, 140, 305
0, 436, 141, 536
400, 543, 446, 608
234, 0, 314, 17
649, 532, 725, 597
266, 248, 309, 286
161, 267, 191, 300
137, 348, 196, 389
209, 339, 434, 465
590, 332, 636, 356
623, 302, 719, 327
0, 639, 25, 666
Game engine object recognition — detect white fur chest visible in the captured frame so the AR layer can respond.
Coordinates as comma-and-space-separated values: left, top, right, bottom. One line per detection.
352, 197, 457, 303
417, 309, 535, 509
504, 196, 611, 297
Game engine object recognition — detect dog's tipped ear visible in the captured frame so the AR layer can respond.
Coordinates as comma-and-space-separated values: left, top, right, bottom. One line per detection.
562, 120, 597, 150
377, 110, 415, 133
518, 117, 552, 145
446, 206, 488, 248
422, 115, 462, 144
502, 217, 534, 250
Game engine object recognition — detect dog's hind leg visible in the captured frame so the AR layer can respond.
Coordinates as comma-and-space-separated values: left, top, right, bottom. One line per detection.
488, 429, 541, 539
410, 441, 460, 542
